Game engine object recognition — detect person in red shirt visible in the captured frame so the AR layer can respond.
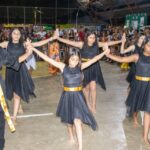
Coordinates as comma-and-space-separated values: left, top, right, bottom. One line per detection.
78, 26, 85, 41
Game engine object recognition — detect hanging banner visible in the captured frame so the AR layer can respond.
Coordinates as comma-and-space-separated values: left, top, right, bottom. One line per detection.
57, 24, 75, 29
43, 25, 54, 31
125, 13, 147, 30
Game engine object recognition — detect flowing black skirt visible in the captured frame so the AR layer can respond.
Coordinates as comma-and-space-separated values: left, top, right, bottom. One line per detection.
0, 47, 35, 102
126, 63, 136, 84
82, 61, 106, 90
126, 79, 150, 116
56, 90, 98, 130
5, 63, 35, 102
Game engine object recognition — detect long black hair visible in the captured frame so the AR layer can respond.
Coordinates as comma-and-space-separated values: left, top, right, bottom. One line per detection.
64, 47, 81, 67
145, 36, 150, 44
137, 34, 146, 48
8, 28, 24, 44
140, 36, 150, 55
84, 30, 98, 47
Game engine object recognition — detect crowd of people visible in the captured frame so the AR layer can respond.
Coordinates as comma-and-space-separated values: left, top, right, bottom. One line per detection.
0, 25, 149, 63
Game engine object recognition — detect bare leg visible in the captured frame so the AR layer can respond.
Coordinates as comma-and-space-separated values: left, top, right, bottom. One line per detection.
140, 111, 144, 126
18, 104, 24, 114
133, 112, 139, 127
143, 112, 150, 147
12, 92, 21, 124
74, 119, 82, 150
67, 124, 75, 144
127, 88, 139, 127
89, 81, 97, 114
83, 84, 92, 112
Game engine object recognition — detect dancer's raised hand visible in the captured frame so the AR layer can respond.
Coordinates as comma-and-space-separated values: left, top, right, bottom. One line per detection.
121, 33, 126, 43
53, 28, 59, 40
26, 42, 33, 55
103, 43, 110, 56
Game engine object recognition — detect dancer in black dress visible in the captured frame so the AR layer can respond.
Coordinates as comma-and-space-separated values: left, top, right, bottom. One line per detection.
0, 75, 5, 150
104, 37, 150, 147
120, 35, 146, 126
120, 34, 145, 83
29, 44, 109, 150
0, 28, 56, 123
54, 29, 124, 113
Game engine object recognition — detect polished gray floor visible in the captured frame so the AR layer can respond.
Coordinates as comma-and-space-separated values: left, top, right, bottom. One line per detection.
5, 62, 149, 150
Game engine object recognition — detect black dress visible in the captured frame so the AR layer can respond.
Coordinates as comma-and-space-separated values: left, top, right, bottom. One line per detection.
81, 43, 106, 90
126, 54, 150, 116
56, 66, 97, 130
126, 44, 142, 83
0, 42, 35, 102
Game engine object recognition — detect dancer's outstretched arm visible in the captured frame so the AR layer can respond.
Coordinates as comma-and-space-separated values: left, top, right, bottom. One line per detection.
99, 33, 126, 47
99, 40, 122, 47
104, 43, 138, 63
120, 42, 135, 54
0, 38, 54, 49
57, 33, 123, 48
81, 49, 109, 70
54, 29, 83, 48
26, 36, 56, 47
120, 33, 136, 54
18, 48, 33, 63
106, 53, 138, 63
0, 37, 54, 49
57, 37, 83, 49
31, 47, 65, 72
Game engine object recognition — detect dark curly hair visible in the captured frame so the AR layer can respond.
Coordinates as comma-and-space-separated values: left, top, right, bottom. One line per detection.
8, 28, 24, 44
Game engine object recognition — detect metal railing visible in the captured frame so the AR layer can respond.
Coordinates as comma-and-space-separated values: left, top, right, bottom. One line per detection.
0, 6, 77, 25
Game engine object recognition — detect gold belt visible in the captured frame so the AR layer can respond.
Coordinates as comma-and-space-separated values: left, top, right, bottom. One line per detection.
81, 58, 91, 62
135, 76, 150, 81
0, 86, 16, 132
63, 86, 82, 91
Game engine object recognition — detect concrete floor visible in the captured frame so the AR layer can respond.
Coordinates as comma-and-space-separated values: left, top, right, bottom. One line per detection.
4, 62, 150, 150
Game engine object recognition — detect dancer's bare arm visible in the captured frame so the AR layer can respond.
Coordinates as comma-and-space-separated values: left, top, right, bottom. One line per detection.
57, 37, 83, 49
120, 43, 135, 54
32, 47, 65, 72
18, 48, 32, 63
25, 37, 56, 47
99, 33, 126, 48
103, 42, 138, 63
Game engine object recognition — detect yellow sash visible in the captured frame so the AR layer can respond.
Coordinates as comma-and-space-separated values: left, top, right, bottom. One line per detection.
135, 76, 150, 81
63, 86, 82, 91
81, 58, 91, 62
0, 86, 16, 132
